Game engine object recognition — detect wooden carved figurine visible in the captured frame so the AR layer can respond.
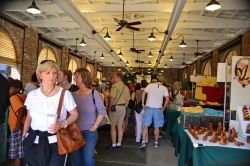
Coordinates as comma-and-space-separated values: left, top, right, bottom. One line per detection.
219, 133, 228, 145
242, 106, 250, 121
209, 133, 217, 143
203, 133, 208, 141
217, 122, 223, 133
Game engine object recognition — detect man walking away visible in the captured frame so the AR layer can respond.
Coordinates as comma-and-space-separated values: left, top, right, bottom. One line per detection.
108, 72, 130, 150
140, 77, 169, 149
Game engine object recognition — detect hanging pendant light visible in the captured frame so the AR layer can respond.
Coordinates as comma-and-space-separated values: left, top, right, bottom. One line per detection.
205, 0, 221, 11
179, 39, 187, 48
148, 32, 156, 41
27, 0, 41, 14
79, 38, 87, 47
169, 55, 174, 61
148, 51, 153, 58
164, 63, 167, 68
112, 62, 114, 66
148, 60, 152, 66
118, 50, 123, 57
126, 61, 129, 66
100, 53, 104, 59
104, 31, 111, 41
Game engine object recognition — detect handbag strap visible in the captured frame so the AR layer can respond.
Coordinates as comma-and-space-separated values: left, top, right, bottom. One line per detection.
57, 89, 66, 119
114, 85, 125, 105
92, 90, 98, 116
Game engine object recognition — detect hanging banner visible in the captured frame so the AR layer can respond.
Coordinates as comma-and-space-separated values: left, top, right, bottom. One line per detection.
230, 56, 250, 110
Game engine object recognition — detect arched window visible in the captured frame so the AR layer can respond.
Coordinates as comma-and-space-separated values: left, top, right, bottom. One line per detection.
0, 29, 20, 79
97, 71, 102, 80
0, 28, 16, 65
225, 50, 237, 79
203, 61, 211, 76
86, 63, 93, 75
68, 58, 78, 73
225, 50, 237, 65
192, 67, 196, 75
38, 47, 57, 64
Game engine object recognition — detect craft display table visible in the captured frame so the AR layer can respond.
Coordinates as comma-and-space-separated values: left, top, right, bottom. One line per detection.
174, 124, 250, 166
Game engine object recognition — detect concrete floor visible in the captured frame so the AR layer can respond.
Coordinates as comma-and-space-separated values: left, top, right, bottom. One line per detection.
96, 129, 178, 166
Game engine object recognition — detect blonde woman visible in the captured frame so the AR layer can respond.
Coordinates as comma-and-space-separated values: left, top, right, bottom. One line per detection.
22, 61, 78, 166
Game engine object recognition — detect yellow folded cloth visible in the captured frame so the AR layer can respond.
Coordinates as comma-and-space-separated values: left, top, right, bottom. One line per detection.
182, 106, 204, 113
206, 101, 222, 106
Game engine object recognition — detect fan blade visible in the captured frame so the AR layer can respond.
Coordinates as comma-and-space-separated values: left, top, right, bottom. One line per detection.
127, 21, 142, 26
116, 26, 123, 31
199, 52, 206, 55
137, 50, 145, 52
130, 48, 136, 52
135, 50, 140, 53
126, 26, 140, 31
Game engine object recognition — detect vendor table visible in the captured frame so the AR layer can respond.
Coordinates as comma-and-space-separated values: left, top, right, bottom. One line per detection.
165, 108, 180, 137
174, 123, 250, 166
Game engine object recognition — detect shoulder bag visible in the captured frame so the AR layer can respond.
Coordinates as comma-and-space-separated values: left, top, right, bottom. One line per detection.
57, 89, 85, 155
111, 85, 125, 112
92, 90, 110, 127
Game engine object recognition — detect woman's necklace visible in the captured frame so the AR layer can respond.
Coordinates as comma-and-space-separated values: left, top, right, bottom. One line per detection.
41, 84, 56, 97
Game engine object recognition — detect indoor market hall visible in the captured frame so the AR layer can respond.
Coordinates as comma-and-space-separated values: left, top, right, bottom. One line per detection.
0, 0, 250, 166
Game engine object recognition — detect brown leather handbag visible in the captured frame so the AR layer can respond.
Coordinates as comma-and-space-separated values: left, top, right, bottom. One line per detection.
56, 89, 85, 155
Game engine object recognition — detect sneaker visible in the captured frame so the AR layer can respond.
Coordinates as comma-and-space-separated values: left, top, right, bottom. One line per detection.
116, 145, 122, 151
154, 142, 159, 148
139, 143, 146, 149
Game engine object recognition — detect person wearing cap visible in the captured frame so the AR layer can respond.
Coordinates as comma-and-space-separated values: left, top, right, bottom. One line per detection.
108, 72, 130, 150
140, 76, 169, 149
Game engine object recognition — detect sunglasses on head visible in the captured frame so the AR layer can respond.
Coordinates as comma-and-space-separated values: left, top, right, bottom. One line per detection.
106, 83, 111, 85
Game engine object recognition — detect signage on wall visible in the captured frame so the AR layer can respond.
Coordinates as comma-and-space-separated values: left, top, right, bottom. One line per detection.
234, 57, 250, 88
230, 56, 250, 110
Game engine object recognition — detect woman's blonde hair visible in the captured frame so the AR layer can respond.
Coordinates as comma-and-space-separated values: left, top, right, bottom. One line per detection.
36, 60, 59, 83
74, 68, 92, 89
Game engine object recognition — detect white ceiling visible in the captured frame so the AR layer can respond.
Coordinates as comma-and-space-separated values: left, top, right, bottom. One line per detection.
1, 0, 250, 70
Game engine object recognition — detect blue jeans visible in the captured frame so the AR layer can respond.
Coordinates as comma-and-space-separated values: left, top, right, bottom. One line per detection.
69, 130, 97, 166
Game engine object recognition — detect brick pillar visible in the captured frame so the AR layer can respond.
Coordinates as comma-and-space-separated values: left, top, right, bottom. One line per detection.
242, 29, 250, 56
196, 59, 201, 75
61, 46, 69, 69
81, 57, 86, 68
211, 49, 219, 76
22, 27, 38, 82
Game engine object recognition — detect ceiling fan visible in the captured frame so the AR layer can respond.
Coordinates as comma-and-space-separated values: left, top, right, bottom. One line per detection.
194, 40, 206, 56
135, 52, 145, 64
130, 31, 145, 53
114, 0, 142, 31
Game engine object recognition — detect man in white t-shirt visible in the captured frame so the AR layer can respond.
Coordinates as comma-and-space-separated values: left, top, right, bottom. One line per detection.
140, 78, 169, 148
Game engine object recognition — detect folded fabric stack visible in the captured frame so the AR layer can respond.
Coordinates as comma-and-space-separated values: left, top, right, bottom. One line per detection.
182, 106, 204, 114
204, 108, 223, 117
206, 101, 222, 106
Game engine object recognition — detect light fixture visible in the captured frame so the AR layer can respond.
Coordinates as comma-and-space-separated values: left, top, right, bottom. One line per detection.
92, 27, 111, 41
100, 53, 104, 59
169, 55, 174, 61
161, 70, 164, 73
164, 63, 167, 68
148, 68, 151, 71
148, 27, 168, 41
167, 52, 174, 61
27, 0, 41, 14
116, 47, 123, 58
118, 68, 121, 71
148, 32, 156, 42
205, 0, 221, 11
126, 61, 129, 66
112, 62, 114, 66
148, 60, 152, 66
79, 38, 87, 47
179, 39, 187, 48
79, 34, 92, 47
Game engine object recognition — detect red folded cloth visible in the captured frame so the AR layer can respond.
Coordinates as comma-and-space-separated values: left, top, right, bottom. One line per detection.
202, 86, 224, 103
